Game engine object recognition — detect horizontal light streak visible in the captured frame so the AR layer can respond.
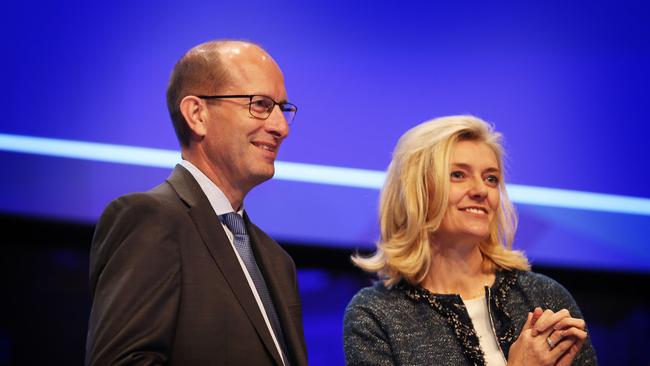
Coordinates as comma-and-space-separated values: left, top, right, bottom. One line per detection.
506, 185, 650, 216
1, 133, 649, 216
0, 133, 180, 168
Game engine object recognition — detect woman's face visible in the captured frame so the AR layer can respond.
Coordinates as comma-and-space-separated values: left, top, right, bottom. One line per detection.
436, 140, 501, 245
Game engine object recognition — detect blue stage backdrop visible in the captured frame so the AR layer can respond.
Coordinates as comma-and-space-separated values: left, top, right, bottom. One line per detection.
2, 2, 650, 364
2, 1, 649, 272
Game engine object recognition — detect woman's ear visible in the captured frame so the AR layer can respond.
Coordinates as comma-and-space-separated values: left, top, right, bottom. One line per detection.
179, 95, 208, 138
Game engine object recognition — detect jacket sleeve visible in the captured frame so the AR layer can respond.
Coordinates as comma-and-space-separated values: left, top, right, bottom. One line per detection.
540, 274, 598, 365
85, 194, 182, 365
343, 290, 396, 366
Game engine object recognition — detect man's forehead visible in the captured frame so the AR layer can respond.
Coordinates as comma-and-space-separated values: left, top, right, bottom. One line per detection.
190, 40, 285, 95
224, 46, 282, 78
214, 42, 270, 63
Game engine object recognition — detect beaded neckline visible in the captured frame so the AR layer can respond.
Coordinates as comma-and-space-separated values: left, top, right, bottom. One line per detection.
397, 270, 518, 366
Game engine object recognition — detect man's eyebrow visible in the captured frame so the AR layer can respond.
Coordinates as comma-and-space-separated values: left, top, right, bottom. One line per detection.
252, 93, 289, 104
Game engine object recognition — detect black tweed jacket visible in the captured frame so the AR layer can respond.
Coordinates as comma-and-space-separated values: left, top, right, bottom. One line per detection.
344, 270, 597, 365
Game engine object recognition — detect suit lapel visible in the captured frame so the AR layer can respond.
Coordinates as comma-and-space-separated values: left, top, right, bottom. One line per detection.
246, 214, 308, 366
166, 165, 284, 366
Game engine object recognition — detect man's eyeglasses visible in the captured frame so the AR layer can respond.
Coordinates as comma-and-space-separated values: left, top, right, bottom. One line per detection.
197, 95, 298, 124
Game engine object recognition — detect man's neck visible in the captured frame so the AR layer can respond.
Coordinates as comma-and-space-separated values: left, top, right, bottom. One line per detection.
182, 152, 247, 211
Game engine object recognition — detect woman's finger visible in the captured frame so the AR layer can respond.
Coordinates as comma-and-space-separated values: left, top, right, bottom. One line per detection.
530, 307, 543, 328
549, 333, 577, 357
553, 316, 586, 331
531, 308, 556, 336
557, 327, 588, 341
534, 308, 570, 336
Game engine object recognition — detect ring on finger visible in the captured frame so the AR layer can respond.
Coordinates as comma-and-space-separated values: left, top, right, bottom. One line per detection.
546, 336, 556, 349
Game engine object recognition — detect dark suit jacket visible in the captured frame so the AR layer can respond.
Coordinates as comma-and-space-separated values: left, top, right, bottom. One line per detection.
86, 165, 308, 365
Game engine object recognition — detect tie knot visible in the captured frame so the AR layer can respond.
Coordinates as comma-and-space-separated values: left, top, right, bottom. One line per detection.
220, 212, 247, 235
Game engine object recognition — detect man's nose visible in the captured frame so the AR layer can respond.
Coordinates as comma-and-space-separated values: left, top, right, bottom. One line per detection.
265, 106, 289, 138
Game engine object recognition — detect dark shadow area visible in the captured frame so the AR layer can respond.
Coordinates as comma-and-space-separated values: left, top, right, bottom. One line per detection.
1, 213, 648, 365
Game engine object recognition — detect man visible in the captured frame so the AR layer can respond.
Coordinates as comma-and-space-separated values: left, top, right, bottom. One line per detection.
86, 40, 308, 365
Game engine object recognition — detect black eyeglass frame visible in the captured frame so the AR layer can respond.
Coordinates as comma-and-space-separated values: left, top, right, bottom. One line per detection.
196, 94, 298, 124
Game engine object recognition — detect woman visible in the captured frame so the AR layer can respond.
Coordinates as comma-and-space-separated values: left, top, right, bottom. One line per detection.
344, 116, 596, 365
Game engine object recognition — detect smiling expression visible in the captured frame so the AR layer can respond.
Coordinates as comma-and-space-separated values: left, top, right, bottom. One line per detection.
201, 44, 290, 193
436, 140, 501, 246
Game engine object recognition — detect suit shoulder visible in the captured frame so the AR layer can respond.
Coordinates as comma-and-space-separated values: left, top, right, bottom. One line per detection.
100, 182, 183, 219
92, 183, 186, 258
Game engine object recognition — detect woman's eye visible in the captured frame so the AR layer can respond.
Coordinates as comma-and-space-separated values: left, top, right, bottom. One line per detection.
486, 175, 500, 185
450, 171, 465, 179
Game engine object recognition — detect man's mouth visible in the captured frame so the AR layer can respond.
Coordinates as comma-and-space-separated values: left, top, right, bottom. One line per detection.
251, 141, 277, 153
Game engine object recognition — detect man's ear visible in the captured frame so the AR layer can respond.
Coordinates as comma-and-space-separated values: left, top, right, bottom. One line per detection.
180, 95, 208, 138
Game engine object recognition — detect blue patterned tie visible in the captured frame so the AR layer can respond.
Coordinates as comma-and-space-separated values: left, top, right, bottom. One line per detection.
220, 212, 290, 365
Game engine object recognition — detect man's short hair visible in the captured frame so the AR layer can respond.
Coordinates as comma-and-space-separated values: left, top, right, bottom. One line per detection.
166, 41, 234, 147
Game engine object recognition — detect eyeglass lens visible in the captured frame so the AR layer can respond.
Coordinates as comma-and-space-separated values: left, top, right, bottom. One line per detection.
250, 96, 296, 124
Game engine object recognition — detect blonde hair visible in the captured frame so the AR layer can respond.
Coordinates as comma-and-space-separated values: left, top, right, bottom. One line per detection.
353, 115, 530, 286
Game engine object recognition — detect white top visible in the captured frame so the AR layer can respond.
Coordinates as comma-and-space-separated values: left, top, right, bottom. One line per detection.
463, 295, 507, 366
179, 160, 287, 366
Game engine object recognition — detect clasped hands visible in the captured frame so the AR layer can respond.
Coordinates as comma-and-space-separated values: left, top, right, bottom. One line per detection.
508, 307, 588, 366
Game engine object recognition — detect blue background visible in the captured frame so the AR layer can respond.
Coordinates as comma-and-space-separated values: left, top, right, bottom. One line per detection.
1, 1, 649, 364
2, 0, 649, 269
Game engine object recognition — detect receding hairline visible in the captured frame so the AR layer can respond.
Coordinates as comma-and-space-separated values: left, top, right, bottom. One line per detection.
185, 40, 282, 89
185, 40, 264, 60
187, 40, 275, 68
179, 40, 255, 86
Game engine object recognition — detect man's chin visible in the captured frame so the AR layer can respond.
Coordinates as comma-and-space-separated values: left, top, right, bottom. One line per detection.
250, 167, 275, 185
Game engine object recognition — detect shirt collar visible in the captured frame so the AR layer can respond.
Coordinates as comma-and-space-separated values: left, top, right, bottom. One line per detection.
179, 160, 243, 217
